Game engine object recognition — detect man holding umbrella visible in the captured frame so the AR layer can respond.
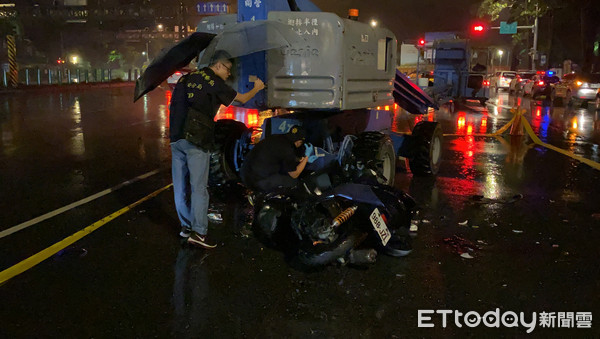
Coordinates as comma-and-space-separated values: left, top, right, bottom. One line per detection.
170, 50, 264, 249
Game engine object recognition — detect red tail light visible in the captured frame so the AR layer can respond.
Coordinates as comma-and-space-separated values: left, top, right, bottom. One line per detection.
483, 80, 490, 87
538, 80, 544, 86
175, 72, 182, 76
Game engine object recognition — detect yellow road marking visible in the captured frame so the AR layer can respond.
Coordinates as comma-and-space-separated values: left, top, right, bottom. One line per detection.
0, 184, 173, 286
1, 169, 161, 239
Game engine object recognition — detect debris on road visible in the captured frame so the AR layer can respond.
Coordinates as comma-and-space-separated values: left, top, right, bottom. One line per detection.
208, 212, 223, 222
469, 194, 523, 204
54, 247, 88, 259
443, 235, 480, 257
460, 253, 474, 259
512, 229, 524, 234
458, 220, 469, 226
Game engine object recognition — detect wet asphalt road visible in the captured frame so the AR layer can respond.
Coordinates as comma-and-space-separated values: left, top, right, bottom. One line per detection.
1, 86, 599, 337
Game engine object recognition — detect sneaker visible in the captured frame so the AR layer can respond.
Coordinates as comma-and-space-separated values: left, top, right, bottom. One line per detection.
187, 232, 217, 249
179, 227, 192, 238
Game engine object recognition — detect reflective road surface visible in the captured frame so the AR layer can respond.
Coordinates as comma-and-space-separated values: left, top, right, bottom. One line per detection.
1, 86, 599, 337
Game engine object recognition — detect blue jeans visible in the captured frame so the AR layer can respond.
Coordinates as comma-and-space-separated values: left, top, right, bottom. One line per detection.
171, 139, 210, 235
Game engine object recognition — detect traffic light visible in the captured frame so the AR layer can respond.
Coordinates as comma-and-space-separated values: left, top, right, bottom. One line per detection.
418, 38, 426, 46
470, 22, 487, 37
472, 24, 484, 33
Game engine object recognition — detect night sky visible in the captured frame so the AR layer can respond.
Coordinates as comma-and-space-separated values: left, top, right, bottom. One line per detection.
310, 0, 484, 41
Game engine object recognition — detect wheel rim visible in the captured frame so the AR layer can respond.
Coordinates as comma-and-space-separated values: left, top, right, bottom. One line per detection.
382, 153, 393, 184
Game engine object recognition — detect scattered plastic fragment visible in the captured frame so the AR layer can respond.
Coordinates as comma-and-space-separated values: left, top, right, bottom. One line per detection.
490, 223, 498, 227
549, 200, 555, 203
460, 253, 474, 259
54, 247, 88, 259
512, 229, 523, 233
458, 220, 468, 226
208, 213, 223, 222
240, 226, 252, 238
476, 240, 488, 245
396, 274, 405, 278
409, 224, 419, 232
421, 219, 430, 224
472, 225, 479, 229
552, 244, 559, 248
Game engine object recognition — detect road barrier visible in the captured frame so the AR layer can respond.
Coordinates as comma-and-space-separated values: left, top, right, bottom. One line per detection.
1, 67, 142, 88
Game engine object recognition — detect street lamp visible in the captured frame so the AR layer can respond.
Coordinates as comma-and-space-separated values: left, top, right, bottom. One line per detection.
157, 24, 164, 31
71, 55, 79, 65
370, 19, 378, 28
497, 49, 504, 67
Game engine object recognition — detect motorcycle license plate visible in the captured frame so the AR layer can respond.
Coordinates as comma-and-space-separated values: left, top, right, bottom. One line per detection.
369, 208, 391, 246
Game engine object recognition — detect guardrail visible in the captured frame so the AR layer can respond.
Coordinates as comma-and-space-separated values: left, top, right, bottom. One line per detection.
1, 68, 142, 87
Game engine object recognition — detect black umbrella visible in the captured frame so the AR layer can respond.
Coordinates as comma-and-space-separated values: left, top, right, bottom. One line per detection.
133, 32, 216, 102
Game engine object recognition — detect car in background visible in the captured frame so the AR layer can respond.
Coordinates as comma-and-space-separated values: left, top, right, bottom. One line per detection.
490, 71, 517, 92
166, 68, 193, 89
509, 71, 537, 95
552, 73, 600, 107
522, 74, 560, 99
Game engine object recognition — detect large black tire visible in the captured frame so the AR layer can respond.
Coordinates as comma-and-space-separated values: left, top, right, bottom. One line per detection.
208, 120, 249, 186
408, 121, 443, 176
351, 132, 396, 186
252, 196, 296, 251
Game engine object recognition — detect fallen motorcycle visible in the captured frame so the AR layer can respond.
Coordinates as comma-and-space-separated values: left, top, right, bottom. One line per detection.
250, 146, 417, 269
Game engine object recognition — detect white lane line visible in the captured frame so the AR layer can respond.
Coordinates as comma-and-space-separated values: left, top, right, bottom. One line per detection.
0, 169, 161, 239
